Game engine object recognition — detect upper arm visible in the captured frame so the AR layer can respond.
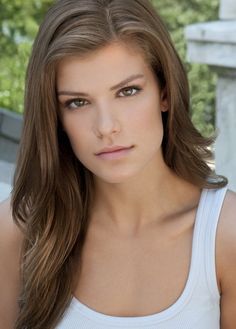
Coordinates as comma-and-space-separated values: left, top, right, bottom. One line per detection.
0, 197, 24, 329
216, 190, 236, 329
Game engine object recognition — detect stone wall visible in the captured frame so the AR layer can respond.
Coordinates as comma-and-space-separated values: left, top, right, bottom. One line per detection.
0, 107, 22, 163
185, 0, 236, 191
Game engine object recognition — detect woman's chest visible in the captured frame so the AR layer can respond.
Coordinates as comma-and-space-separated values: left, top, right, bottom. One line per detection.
73, 219, 194, 317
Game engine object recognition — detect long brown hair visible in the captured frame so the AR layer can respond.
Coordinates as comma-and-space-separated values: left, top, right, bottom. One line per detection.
12, 0, 227, 328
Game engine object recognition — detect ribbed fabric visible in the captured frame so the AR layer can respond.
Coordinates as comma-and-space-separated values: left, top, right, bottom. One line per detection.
56, 187, 227, 329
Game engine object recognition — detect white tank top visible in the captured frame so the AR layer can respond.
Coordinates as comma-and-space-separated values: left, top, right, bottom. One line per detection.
56, 187, 227, 329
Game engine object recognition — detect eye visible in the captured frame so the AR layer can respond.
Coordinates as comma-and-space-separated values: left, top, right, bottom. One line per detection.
118, 86, 142, 97
64, 98, 89, 109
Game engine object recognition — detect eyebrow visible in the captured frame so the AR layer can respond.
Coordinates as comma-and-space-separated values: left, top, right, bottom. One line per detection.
57, 73, 145, 97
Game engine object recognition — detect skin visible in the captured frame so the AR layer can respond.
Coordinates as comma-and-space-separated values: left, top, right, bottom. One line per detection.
0, 41, 236, 328
57, 41, 200, 232
57, 42, 167, 189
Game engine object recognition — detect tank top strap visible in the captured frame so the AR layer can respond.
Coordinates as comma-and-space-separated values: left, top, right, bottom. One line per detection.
192, 186, 228, 300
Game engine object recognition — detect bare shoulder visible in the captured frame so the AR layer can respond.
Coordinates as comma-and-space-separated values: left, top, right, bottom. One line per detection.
217, 189, 236, 277
217, 189, 236, 260
216, 189, 236, 329
0, 197, 24, 328
220, 188, 236, 221
0, 197, 23, 256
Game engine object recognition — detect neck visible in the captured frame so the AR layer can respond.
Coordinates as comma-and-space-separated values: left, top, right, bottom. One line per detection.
90, 161, 201, 235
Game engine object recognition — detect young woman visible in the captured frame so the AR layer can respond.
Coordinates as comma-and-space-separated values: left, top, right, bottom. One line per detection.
0, 0, 236, 328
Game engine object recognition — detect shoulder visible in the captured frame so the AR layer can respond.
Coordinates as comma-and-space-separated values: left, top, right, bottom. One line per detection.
216, 188, 236, 328
216, 188, 236, 280
216, 189, 236, 264
0, 197, 24, 328
0, 197, 23, 257
220, 188, 236, 222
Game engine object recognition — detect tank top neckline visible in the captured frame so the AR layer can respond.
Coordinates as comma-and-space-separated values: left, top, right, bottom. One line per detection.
70, 188, 209, 325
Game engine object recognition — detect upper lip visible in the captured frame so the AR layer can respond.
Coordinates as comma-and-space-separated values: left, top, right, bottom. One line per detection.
95, 145, 133, 155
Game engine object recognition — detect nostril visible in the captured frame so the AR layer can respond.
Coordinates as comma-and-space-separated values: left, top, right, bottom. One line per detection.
94, 116, 121, 137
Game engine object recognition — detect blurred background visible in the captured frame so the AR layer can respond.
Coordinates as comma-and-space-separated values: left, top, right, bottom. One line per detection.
1, 0, 235, 199
0, 0, 219, 135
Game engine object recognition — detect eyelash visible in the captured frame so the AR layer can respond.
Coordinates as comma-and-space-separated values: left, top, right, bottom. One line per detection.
63, 85, 142, 110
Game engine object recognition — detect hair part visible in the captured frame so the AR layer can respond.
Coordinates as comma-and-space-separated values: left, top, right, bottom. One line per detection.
12, 0, 227, 328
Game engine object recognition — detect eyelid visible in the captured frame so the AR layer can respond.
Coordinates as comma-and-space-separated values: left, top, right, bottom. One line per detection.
61, 85, 142, 109
63, 98, 89, 109
117, 85, 142, 96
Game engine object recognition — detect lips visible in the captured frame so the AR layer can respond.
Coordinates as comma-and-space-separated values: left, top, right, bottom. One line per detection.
96, 145, 133, 155
95, 145, 134, 160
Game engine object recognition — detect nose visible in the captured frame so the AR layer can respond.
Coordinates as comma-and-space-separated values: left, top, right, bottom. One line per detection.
93, 104, 121, 139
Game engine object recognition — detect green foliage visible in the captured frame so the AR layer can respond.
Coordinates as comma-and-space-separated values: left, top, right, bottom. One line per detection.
0, 0, 52, 113
152, 0, 219, 136
0, 0, 220, 136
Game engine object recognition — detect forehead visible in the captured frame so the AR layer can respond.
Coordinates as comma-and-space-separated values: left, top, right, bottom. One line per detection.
56, 42, 151, 89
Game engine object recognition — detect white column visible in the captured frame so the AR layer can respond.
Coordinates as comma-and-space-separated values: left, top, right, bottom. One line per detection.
215, 72, 236, 187
185, 12, 236, 191
219, 0, 236, 19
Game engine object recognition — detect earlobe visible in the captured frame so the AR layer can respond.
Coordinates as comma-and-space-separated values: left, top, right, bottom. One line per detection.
161, 106, 168, 112
160, 98, 168, 112
161, 99, 168, 112
160, 87, 168, 112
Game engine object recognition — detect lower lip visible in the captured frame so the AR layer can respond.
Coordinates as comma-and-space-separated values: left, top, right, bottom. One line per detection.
96, 146, 134, 160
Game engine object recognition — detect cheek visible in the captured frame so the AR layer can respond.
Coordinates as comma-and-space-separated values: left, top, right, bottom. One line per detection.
62, 115, 88, 151
133, 94, 163, 133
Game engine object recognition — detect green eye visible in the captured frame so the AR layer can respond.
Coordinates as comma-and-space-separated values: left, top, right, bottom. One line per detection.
118, 86, 142, 97
65, 99, 89, 109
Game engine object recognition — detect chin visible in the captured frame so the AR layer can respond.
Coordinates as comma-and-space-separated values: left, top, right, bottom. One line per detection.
94, 168, 139, 184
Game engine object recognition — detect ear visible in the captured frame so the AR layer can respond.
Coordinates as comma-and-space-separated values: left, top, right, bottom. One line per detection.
160, 87, 168, 112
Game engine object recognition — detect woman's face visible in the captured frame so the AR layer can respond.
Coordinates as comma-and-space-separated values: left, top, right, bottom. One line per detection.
57, 41, 168, 184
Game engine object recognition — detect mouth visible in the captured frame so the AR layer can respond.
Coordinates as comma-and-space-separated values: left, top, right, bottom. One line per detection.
95, 145, 134, 160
